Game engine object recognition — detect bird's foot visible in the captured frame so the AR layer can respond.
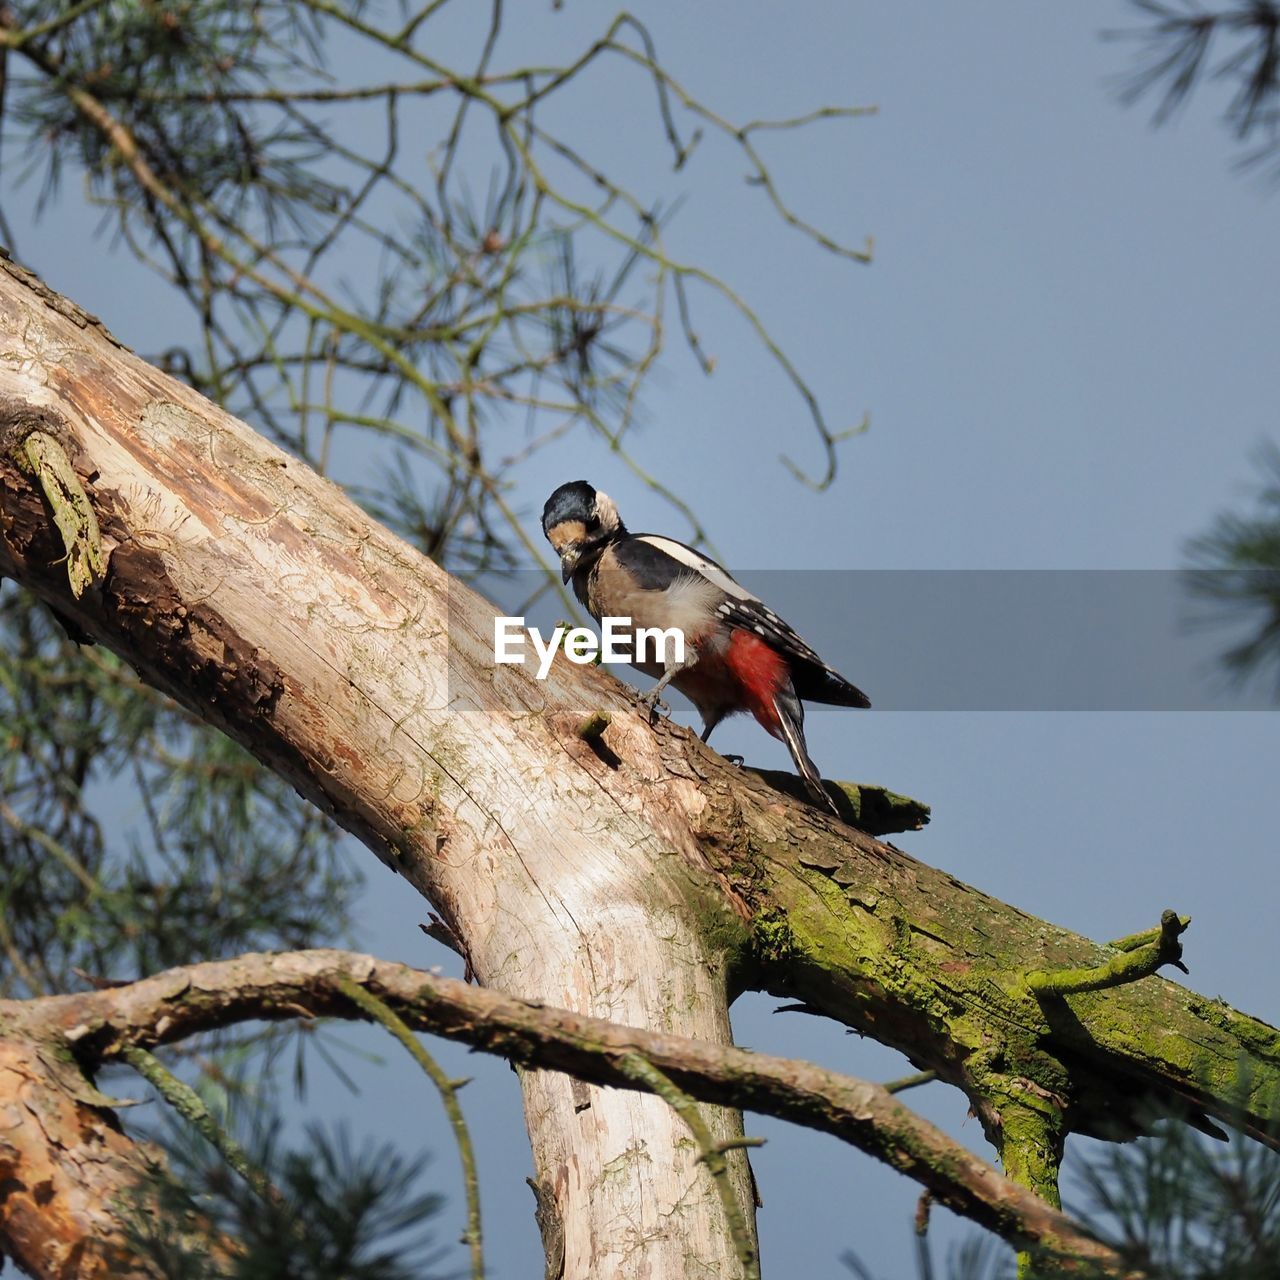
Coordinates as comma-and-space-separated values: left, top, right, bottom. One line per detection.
723, 754, 744, 767
639, 689, 670, 723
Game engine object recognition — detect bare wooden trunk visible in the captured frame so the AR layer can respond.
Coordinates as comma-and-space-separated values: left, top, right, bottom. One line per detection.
0, 257, 756, 1277
437, 612, 755, 1274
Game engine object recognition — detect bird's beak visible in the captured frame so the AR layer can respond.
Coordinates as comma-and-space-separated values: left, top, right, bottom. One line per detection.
560, 548, 581, 584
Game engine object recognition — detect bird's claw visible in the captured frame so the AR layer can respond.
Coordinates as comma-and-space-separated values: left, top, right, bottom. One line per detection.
640, 690, 670, 722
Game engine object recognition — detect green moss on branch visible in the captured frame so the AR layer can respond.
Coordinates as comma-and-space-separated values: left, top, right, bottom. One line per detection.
1027, 911, 1189, 997
747, 770, 931, 834
684, 767, 1280, 1152
9, 425, 105, 599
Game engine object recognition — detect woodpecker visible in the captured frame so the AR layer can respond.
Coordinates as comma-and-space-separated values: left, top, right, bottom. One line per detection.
541, 480, 870, 814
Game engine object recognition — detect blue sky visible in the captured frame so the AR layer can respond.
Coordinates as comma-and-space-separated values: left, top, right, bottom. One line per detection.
9, 3, 1280, 1277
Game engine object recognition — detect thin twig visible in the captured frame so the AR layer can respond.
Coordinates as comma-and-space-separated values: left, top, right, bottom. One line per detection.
120, 1045, 279, 1204
334, 974, 484, 1280
619, 1053, 759, 1280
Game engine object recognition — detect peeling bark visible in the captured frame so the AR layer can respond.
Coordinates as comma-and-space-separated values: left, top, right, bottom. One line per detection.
0, 1037, 160, 1279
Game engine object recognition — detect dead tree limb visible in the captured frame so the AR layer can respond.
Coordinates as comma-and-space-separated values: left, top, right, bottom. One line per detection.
1, 254, 1276, 1275
3, 949, 1133, 1278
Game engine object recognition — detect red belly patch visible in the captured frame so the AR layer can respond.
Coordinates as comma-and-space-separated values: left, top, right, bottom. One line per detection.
724, 629, 787, 736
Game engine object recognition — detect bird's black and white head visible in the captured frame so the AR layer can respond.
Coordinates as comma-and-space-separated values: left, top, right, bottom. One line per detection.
542, 480, 626, 582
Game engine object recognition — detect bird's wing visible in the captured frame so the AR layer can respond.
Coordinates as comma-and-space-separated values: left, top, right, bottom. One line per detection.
628, 535, 870, 708
589, 535, 725, 635
625, 535, 756, 599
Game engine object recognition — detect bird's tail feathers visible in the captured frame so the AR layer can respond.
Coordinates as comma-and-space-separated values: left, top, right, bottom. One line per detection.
794, 664, 871, 709
772, 688, 838, 816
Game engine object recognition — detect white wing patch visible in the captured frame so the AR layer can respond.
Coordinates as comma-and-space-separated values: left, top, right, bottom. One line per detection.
635, 535, 758, 602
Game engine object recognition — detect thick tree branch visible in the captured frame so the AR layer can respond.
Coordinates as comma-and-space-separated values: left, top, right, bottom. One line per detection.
5, 948, 1132, 1277
0, 248, 760, 1278
2, 254, 1277, 1271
